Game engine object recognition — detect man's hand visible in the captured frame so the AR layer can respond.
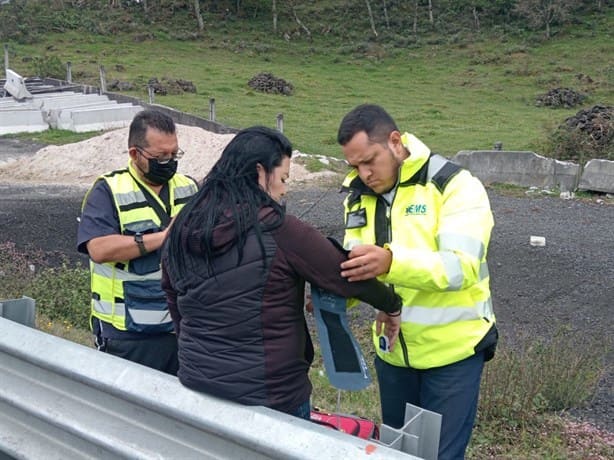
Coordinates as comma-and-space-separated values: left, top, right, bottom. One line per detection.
375, 310, 401, 352
340, 244, 392, 282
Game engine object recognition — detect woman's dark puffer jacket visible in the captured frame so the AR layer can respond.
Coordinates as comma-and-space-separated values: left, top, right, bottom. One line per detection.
162, 207, 400, 414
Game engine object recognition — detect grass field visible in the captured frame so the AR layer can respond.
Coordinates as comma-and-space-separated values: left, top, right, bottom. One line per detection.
3, 9, 612, 158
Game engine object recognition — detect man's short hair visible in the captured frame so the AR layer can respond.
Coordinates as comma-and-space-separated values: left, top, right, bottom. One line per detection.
128, 110, 176, 148
337, 104, 398, 146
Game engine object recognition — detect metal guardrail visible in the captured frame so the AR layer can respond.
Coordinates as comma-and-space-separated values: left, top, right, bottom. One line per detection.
0, 317, 418, 460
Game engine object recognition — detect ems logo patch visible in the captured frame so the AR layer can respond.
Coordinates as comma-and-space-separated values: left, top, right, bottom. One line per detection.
405, 204, 427, 215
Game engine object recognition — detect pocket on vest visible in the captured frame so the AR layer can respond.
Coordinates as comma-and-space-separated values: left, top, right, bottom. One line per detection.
129, 250, 161, 275
123, 280, 172, 333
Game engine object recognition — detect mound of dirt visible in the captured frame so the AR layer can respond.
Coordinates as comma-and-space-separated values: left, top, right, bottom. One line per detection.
248, 72, 294, 95
564, 104, 613, 149
0, 125, 334, 187
535, 87, 586, 108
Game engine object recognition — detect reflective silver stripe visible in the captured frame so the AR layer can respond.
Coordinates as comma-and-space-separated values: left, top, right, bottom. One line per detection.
438, 233, 485, 260
427, 154, 447, 179
92, 263, 161, 281
93, 299, 125, 317
439, 252, 464, 291
93, 301, 172, 326
115, 190, 146, 206
402, 305, 481, 325
174, 185, 196, 199
129, 309, 171, 325
476, 297, 494, 320
480, 261, 490, 280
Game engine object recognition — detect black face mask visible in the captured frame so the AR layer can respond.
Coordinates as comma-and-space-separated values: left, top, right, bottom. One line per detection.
144, 158, 178, 185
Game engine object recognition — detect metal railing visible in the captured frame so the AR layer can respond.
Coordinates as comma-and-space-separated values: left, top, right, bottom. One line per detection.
0, 317, 418, 459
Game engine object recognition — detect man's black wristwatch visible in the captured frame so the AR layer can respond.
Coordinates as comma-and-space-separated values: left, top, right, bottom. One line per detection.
134, 233, 148, 256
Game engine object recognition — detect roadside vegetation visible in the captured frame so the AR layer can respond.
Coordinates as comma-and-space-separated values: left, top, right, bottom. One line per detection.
1, 1, 613, 457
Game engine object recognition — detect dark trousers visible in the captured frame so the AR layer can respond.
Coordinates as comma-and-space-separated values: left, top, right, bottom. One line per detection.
100, 333, 179, 376
375, 352, 485, 460
289, 399, 312, 421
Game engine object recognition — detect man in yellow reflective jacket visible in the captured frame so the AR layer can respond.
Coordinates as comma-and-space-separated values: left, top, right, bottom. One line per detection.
78, 110, 198, 375
337, 104, 498, 459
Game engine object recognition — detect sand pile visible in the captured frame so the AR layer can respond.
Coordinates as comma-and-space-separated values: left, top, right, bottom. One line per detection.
0, 125, 338, 188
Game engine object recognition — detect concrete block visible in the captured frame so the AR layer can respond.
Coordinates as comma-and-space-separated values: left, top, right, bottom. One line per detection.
0, 98, 39, 109
3, 69, 33, 100
45, 101, 119, 129
552, 158, 582, 192
453, 150, 581, 191
578, 159, 614, 193
39, 94, 110, 110
0, 108, 48, 135
57, 104, 143, 132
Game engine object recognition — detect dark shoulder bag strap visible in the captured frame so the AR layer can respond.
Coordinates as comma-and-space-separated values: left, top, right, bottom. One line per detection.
128, 172, 171, 229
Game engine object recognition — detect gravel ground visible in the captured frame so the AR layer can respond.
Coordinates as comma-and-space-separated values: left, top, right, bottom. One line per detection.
0, 139, 612, 433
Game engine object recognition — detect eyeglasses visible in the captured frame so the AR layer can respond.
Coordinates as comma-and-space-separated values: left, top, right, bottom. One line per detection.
135, 145, 185, 164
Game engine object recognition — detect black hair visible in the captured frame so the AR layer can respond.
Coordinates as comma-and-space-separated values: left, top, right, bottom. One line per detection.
337, 104, 399, 146
165, 126, 292, 279
128, 110, 176, 148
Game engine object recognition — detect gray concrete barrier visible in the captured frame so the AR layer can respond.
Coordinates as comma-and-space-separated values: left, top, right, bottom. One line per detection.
58, 104, 143, 132
3, 69, 32, 100
452, 150, 581, 192
578, 159, 614, 193
0, 108, 48, 135
453, 150, 614, 194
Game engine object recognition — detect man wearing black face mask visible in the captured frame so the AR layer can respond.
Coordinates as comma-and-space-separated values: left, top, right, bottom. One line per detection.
77, 110, 198, 374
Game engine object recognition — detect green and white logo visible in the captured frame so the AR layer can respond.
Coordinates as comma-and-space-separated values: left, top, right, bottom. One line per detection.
405, 204, 427, 215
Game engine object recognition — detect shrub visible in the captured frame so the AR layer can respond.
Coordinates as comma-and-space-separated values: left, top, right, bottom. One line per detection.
543, 105, 614, 163
32, 55, 66, 79
25, 262, 90, 331
478, 327, 607, 426
0, 242, 49, 299
0, 242, 90, 330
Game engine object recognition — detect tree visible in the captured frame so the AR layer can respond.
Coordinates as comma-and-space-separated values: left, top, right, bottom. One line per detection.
365, 0, 378, 37
428, 0, 434, 25
193, 0, 204, 31
514, 0, 575, 39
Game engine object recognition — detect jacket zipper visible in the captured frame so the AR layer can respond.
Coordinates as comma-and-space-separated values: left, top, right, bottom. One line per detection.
385, 192, 410, 367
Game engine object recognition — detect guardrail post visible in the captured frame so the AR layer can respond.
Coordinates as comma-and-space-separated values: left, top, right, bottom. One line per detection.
209, 97, 216, 121
378, 403, 441, 460
66, 61, 72, 83
148, 85, 155, 104
99, 65, 107, 93
276, 113, 284, 132
0, 296, 36, 328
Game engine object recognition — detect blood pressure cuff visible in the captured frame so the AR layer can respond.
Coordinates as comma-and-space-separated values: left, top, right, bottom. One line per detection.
311, 284, 372, 391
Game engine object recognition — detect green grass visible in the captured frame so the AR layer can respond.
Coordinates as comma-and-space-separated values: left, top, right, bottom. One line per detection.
1, 129, 101, 145
3, 10, 612, 158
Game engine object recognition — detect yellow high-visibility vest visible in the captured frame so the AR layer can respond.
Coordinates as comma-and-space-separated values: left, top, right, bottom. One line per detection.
342, 133, 495, 369
83, 164, 197, 332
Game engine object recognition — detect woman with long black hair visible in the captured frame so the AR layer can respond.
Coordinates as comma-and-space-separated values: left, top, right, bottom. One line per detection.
162, 126, 401, 419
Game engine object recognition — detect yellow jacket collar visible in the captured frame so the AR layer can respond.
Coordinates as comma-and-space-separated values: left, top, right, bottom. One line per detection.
399, 133, 431, 183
